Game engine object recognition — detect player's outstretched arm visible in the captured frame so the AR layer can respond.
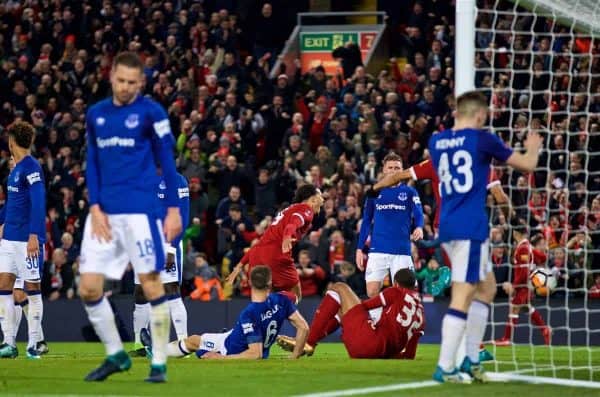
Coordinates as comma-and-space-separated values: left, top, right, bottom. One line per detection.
505, 132, 543, 172
219, 343, 263, 360
288, 310, 309, 359
373, 169, 412, 191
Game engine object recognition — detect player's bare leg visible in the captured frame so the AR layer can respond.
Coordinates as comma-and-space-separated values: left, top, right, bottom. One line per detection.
278, 283, 358, 356
0, 272, 18, 358
80, 273, 131, 381
139, 272, 170, 383
365, 281, 384, 323
459, 273, 496, 382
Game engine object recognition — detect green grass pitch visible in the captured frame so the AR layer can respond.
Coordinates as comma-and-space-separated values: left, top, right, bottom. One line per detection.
0, 343, 598, 396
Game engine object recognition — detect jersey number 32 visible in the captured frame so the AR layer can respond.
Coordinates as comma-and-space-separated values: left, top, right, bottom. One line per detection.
438, 150, 473, 196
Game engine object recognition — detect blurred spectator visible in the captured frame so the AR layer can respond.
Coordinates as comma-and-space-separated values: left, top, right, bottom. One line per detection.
296, 250, 327, 297
334, 261, 366, 297
190, 253, 224, 301
215, 185, 247, 224
416, 257, 451, 297
42, 248, 75, 300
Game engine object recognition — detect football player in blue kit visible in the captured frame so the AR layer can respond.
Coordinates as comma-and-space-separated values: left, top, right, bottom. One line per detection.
79, 52, 182, 383
428, 91, 542, 383
142, 266, 309, 360
0, 122, 46, 359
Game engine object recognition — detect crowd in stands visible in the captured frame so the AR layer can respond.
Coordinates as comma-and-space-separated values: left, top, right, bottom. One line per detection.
0, 0, 597, 301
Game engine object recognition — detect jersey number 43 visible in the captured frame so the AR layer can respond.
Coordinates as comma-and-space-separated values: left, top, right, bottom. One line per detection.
438, 150, 473, 196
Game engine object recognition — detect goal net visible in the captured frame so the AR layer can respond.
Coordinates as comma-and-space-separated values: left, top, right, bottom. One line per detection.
471, 0, 600, 387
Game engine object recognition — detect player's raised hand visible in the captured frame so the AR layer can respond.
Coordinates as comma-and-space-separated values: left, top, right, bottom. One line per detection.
90, 204, 112, 243
411, 227, 424, 241
164, 207, 183, 243
282, 236, 296, 253
524, 131, 543, 152
355, 249, 366, 271
226, 263, 243, 285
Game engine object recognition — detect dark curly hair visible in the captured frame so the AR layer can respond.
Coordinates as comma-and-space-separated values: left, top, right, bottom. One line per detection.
8, 121, 35, 149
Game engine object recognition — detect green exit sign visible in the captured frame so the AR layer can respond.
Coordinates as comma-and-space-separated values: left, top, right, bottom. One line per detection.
300, 32, 359, 52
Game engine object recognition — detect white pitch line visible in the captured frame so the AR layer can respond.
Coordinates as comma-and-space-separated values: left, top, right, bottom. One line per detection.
292, 380, 440, 397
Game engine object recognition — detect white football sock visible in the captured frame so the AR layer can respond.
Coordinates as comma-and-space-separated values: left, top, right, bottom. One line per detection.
12, 300, 25, 342
167, 340, 190, 357
437, 309, 468, 372
466, 300, 490, 364
133, 303, 151, 344
168, 296, 188, 340
0, 292, 16, 346
149, 296, 171, 366
84, 297, 123, 356
26, 293, 43, 349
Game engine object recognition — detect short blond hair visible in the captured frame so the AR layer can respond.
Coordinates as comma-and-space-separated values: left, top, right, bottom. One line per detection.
456, 91, 488, 119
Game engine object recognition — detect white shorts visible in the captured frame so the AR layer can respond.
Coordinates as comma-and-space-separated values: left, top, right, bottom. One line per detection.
80, 213, 168, 280
365, 253, 414, 283
441, 239, 491, 283
134, 241, 184, 285
14, 277, 24, 289
0, 240, 43, 282
197, 330, 232, 356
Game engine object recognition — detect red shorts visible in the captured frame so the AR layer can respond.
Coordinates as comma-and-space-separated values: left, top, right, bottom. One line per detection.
511, 288, 531, 305
248, 249, 299, 291
340, 305, 385, 358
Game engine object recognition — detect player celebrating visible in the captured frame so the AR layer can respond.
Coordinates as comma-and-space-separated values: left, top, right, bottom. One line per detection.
131, 172, 190, 356
227, 184, 324, 303
277, 269, 424, 359
0, 122, 46, 359
142, 266, 309, 359
428, 91, 542, 383
79, 52, 182, 383
494, 227, 550, 345
357, 153, 424, 300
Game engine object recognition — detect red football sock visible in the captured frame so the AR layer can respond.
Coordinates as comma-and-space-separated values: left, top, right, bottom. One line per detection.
530, 309, 546, 328
307, 292, 340, 347
503, 314, 519, 339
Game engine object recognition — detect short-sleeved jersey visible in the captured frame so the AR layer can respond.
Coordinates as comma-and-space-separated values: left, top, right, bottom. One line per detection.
85, 95, 178, 215
0, 156, 46, 242
428, 129, 513, 241
253, 203, 314, 251
158, 173, 190, 246
365, 287, 425, 358
513, 239, 534, 289
358, 185, 424, 255
411, 160, 500, 229
225, 292, 297, 358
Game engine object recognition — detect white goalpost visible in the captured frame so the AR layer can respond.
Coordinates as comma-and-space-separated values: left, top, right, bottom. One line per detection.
457, 0, 600, 388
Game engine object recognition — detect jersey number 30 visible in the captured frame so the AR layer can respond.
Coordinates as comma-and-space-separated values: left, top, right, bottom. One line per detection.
438, 150, 473, 196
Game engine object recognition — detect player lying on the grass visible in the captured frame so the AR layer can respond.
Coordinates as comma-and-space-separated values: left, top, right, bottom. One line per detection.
277, 269, 424, 359
227, 184, 324, 303
494, 226, 550, 346
142, 266, 309, 359
131, 171, 190, 357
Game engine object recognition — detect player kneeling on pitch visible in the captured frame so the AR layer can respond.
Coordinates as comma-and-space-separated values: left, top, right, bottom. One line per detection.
277, 269, 424, 359
141, 266, 309, 359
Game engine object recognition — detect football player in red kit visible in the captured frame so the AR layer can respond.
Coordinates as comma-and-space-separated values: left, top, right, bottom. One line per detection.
277, 269, 425, 359
494, 226, 551, 345
227, 184, 324, 303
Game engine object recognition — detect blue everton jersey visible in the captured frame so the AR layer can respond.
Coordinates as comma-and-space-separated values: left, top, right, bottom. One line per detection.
358, 184, 423, 255
85, 95, 179, 215
157, 173, 190, 246
0, 156, 46, 242
225, 293, 297, 358
428, 128, 513, 242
